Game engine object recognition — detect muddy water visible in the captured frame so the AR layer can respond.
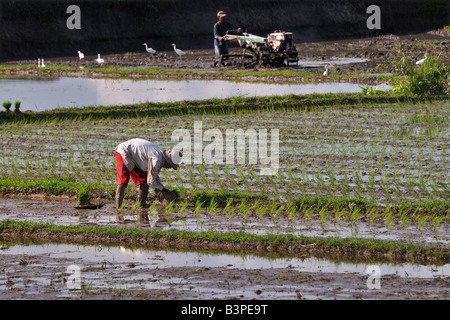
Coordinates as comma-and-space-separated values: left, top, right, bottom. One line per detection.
0, 198, 448, 246
0, 77, 391, 111
0, 241, 448, 300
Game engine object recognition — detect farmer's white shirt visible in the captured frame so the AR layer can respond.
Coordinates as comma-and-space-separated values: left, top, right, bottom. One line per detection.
114, 138, 165, 190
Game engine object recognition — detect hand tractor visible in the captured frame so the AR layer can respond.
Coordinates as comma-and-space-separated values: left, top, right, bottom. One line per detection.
214, 30, 299, 68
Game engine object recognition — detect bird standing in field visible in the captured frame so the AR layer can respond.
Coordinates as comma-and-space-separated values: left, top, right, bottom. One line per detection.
415, 53, 427, 65
77, 51, 85, 68
41, 58, 46, 67
96, 54, 105, 64
171, 43, 185, 57
143, 43, 156, 54
323, 64, 329, 76
37, 59, 41, 68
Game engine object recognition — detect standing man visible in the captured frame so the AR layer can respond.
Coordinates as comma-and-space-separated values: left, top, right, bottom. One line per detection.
214, 10, 242, 57
114, 138, 182, 209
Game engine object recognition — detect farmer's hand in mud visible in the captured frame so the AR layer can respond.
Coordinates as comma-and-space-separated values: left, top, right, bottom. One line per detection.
157, 188, 176, 202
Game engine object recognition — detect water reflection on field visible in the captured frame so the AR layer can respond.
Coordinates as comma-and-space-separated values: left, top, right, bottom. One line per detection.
0, 77, 391, 111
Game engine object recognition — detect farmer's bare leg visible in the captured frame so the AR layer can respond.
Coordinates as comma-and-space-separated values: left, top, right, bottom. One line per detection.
138, 183, 150, 208
115, 184, 126, 209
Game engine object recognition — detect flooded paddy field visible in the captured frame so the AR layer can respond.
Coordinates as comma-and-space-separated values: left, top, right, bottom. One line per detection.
0, 197, 448, 247
0, 99, 449, 299
0, 28, 448, 300
0, 77, 390, 112
0, 240, 448, 300
1, 101, 448, 206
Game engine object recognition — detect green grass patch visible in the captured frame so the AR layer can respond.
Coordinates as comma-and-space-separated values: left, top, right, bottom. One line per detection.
0, 220, 447, 263
1, 177, 448, 217
0, 63, 394, 82
0, 91, 446, 124
392, 51, 449, 96
0, 176, 93, 196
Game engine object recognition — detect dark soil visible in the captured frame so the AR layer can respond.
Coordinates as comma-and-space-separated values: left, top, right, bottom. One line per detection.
2, 29, 449, 84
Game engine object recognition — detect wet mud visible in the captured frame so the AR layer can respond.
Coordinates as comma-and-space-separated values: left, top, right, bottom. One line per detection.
2, 29, 449, 85
0, 196, 448, 262
0, 239, 448, 300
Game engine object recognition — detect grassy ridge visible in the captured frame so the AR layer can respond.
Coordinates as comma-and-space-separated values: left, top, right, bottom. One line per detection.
0, 64, 390, 81
1, 92, 447, 123
1, 177, 448, 216
0, 219, 447, 263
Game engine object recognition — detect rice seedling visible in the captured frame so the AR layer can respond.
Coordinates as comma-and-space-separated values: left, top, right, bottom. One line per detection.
197, 164, 211, 190
416, 215, 428, 230
2, 101, 12, 112
185, 165, 200, 192
238, 199, 251, 219
248, 166, 266, 196
223, 165, 239, 192
118, 203, 126, 213
350, 207, 361, 225
206, 197, 219, 216
255, 202, 268, 219
236, 165, 251, 193
303, 206, 314, 223
334, 207, 346, 224
286, 202, 297, 221
222, 198, 234, 218
211, 164, 227, 192
273, 206, 283, 220
165, 200, 175, 216
178, 200, 189, 217
194, 199, 203, 216
76, 186, 90, 206
14, 101, 21, 114
432, 216, 444, 231
369, 211, 379, 227
381, 205, 395, 229
148, 202, 158, 216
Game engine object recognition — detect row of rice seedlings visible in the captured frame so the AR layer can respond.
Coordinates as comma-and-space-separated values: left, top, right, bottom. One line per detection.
2, 101, 448, 207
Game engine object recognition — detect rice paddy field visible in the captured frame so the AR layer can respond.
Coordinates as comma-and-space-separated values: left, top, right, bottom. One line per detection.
1, 99, 448, 207
0, 93, 449, 300
0, 95, 448, 241
0, 33, 449, 299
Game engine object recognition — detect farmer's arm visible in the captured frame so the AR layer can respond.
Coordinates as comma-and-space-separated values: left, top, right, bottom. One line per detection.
148, 159, 176, 200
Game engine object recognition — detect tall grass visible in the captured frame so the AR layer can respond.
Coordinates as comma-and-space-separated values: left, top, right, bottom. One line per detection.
392, 51, 449, 96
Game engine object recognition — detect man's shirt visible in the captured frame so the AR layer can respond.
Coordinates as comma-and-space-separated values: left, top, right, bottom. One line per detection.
114, 138, 165, 190
214, 21, 234, 40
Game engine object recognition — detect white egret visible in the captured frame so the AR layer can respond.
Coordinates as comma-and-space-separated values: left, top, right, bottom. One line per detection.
78, 51, 85, 60
143, 43, 156, 54
41, 58, 45, 67
323, 64, 329, 76
37, 58, 41, 68
171, 43, 185, 56
96, 54, 104, 64
415, 53, 427, 65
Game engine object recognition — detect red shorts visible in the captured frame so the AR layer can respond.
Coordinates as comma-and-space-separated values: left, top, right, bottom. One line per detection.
115, 152, 147, 187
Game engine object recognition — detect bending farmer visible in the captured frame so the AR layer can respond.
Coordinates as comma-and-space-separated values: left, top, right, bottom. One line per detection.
214, 10, 242, 57
114, 138, 182, 209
